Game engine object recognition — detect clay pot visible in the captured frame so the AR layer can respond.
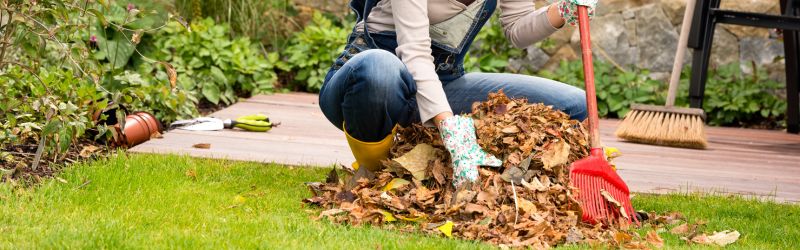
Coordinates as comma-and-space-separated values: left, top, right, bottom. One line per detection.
121, 112, 162, 147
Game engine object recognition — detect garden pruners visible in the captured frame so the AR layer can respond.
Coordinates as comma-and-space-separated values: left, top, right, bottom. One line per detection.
170, 114, 275, 132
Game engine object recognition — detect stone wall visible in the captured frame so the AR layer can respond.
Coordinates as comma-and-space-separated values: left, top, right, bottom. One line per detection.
519, 0, 787, 82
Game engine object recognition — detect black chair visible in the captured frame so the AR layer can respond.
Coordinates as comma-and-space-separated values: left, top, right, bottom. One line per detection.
688, 0, 800, 133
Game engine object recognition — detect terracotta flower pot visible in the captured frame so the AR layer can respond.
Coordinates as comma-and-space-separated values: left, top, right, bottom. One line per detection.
122, 111, 162, 147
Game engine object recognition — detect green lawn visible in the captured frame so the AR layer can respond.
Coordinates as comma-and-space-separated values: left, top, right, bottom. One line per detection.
1, 153, 797, 249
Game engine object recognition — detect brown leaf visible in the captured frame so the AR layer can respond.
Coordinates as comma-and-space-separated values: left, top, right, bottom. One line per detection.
541, 140, 570, 169
646, 230, 664, 248
161, 62, 177, 89
600, 189, 629, 219
464, 203, 489, 215
501, 126, 520, 134
79, 145, 100, 158
392, 143, 437, 180
192, 143, 211, 149
670, 223, 690, 235
517, 197, 537, 214
707, 230, 740, 246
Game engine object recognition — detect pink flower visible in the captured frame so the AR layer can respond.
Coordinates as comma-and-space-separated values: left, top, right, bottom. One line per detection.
90, 35, 97, 43
127, 3, 135, 11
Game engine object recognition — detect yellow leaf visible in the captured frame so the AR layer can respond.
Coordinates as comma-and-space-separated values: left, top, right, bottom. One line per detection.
382, 178, 411, 191
392, 144, 437, 180
604, 147, 622, 160
437, 221, 454, 238
378, 210, 397, 222
541, 140, 570, 170
234, 195, 246, 204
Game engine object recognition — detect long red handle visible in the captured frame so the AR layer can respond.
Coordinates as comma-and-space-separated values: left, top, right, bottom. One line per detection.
577, 6, 601, 155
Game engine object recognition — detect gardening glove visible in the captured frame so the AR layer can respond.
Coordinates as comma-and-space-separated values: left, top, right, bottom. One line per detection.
438, 115, 502, 188
553, 0, 598, 27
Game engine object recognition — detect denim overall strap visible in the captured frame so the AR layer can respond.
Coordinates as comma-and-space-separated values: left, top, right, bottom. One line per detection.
349, 0, 380, 47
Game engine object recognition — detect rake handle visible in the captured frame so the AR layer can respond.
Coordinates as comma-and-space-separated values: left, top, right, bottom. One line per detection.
577, 6, 602, 152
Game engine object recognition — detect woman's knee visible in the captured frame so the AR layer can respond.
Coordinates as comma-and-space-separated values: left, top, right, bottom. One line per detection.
349, 49, 408, 86
564, 89, 587, 121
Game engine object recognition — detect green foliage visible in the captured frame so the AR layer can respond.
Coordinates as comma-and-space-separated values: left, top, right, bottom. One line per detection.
464, 15, 525, 73
539, 60, 787, 127
687, 64, 787, 127
173, 0, 300, 50
0, 0, 182, 163
144, 18, 279, 106
284, 12, 349, 92
0, 67, 103, 154
539, 60, 666, 118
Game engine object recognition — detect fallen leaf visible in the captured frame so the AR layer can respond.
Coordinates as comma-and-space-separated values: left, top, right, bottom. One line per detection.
517, 197, 537, 214
614, 231, 633, 245
600, 189, 629, 219
691, 234, 712, 245
646, 230, 664, 248
233, 195, 246, 204
161, 62, 177, 89
392, 144, 437, 180
465, 203, 489, 214
185, 169, 196, 179
501, 126, 520, 134
192, 143, 211, 149
500, 167, 524, 183
438, 221, 454, 238
565, 227, 583, 244
56, 177, 68, 183
319, 208, 346, 220
541, 140, 570, 169
707, 230, 740, 246
378, 210, 397, 222
382, 178, 410, 191
670, 223, 690, 235
79, 145, 100, 158
326, 166, 339, 184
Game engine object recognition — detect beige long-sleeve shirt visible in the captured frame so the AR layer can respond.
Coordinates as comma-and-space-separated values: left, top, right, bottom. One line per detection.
358, 0, 560, 125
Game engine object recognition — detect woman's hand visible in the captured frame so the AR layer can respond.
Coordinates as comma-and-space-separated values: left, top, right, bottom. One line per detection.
552, 0, 598, 27
437, 115, 502, 188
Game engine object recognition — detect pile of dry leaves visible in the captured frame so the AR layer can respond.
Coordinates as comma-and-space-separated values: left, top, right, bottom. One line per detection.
302, 91, 736, 248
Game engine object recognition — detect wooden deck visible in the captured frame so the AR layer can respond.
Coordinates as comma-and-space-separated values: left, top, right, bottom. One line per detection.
131, 93, 800, 202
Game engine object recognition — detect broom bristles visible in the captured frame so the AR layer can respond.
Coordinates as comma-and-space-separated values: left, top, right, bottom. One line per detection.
615, 108, 707, 149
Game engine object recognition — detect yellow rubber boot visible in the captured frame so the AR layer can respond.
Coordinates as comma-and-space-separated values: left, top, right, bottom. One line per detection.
344, 126, 395, 172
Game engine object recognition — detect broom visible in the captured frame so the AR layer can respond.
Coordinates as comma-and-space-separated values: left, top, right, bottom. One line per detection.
571, 5, 637, 225
614, 0, 708, 149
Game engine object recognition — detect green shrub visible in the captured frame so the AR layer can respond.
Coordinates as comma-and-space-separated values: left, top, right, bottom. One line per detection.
464, 15, 525, 73
683, 64, 787, 127
173, 0, 299, 50
539, 60, 667, 118
143, 18, 280, 106
284, 12, 349, 92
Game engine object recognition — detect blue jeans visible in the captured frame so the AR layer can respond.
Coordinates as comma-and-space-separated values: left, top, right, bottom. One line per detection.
319, 49, 587, 142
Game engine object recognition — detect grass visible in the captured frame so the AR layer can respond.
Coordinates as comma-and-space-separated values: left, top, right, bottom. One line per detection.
1, 153, 798, 249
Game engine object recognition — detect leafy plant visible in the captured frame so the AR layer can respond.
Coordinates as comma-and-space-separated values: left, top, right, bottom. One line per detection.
144, 18, 279, 106
539, 60, 666, 118
685, 63, 787, 127
284, 12, 349, 92
464, 14, 525, 73
173, 0, 300, 50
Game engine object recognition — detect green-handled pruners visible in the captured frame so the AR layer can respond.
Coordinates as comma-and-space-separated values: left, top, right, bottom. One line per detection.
170, 114, 277, 132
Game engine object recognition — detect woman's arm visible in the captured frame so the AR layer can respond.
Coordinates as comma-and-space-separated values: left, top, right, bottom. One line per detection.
498, 0, 565, 48
391, 0, 453, 126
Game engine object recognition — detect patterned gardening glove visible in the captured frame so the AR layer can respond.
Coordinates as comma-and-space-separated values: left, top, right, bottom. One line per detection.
438, 115, 502, 188
554, 0, 598, 27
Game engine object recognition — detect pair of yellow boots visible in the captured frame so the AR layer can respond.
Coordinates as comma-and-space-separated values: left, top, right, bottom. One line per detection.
344, 128, 394, 171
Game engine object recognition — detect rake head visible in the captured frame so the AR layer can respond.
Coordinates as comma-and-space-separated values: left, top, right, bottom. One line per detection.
570, 148, 637, 225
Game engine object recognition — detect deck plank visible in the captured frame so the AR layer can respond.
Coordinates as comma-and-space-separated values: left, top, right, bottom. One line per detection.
131, 92, 800, 202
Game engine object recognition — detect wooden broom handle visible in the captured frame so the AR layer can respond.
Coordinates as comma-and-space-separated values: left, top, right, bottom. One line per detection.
577, 6, 601, 150
666, 0, 697, 107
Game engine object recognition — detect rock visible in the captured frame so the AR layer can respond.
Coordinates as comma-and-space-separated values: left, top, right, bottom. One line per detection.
710, 27, 739, 67
543, 45, 578, 72
636, 4, 680, 72
570, 13, 638, 69
718, 0, 780, 38
659, 0, 686, 26
508, 45, 550, 72
545, 26, 575, 55
597, 0, 656, 15
739, 37, 785, 74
